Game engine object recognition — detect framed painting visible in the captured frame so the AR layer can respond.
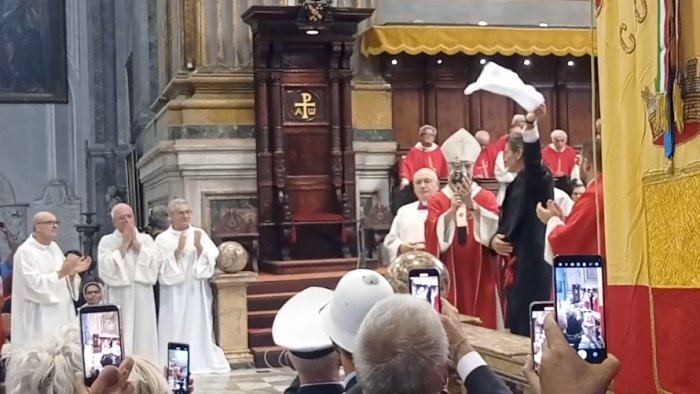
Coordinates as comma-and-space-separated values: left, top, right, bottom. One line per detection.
0, 0, 68, 103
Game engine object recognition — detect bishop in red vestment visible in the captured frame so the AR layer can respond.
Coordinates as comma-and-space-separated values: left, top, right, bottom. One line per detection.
536, 141, 606, 263
541, 129, 577, 177
400, 125, 449, 188
424, 129, 502, 329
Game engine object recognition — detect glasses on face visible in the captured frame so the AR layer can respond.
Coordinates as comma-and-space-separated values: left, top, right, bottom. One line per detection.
38, 221, 61, 226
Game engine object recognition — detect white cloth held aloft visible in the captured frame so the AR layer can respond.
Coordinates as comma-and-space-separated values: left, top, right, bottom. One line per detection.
11, 235, 80, 349
155, 226, 230, 374
98, 230, 160, 362
464, 62, 545, 112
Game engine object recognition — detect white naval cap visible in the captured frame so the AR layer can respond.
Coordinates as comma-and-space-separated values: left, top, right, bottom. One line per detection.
320, 269, 394, 354
272, 286, 335, 359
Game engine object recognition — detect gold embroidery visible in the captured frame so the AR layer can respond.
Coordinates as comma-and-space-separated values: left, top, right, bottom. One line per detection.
634, 0, 648, 23
620, 23, 636, 54
642, 86, 669, 140
680, 58, 700, 125
643, 172, 700, 288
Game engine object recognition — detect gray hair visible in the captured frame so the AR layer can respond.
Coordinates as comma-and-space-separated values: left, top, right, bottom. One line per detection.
129, 355, 171, 394
167, 198, 188, 214
148, 205, 170, 231
5, 324, 82, 394
287, 351, 341, 383
110, 203, 133, 220
355, 295, 449, 394
507, 131, 525, 154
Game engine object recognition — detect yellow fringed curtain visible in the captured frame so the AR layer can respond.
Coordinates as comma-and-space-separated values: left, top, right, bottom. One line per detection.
361, 25, 597, 57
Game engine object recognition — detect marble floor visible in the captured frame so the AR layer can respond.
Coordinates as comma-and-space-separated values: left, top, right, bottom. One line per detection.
195, 368, 296, 393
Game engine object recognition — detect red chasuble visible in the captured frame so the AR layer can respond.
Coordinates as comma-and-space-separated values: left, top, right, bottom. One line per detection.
473, 143, 500, 178
424, 185, 500, 328
400, 143, 449, 182
541, 145, 577, 177
545, 175, 606, 262
494, 134, 508, 152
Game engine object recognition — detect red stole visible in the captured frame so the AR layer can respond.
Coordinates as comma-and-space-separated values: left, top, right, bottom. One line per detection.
424, 188, 500, 328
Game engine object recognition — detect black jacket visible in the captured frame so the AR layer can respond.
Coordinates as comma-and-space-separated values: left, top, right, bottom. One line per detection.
498, 135, 554, 336
298, 383, 345, 394
345, 365, 512, 394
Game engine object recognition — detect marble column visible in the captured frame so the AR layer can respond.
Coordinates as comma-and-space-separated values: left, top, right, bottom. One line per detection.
211, 271, 258, 368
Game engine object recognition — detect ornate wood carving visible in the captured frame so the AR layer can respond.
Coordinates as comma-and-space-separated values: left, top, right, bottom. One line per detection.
243, 6, 373, 263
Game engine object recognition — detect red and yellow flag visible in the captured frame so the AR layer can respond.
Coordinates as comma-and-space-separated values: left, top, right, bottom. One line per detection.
598, 0, 700, 392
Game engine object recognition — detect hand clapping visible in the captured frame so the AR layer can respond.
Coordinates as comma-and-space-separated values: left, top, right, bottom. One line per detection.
175, 232, 187, 257
194, 230, 203, 257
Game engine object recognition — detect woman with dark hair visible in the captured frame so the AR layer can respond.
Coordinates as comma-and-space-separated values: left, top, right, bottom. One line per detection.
490, 104, 554, 336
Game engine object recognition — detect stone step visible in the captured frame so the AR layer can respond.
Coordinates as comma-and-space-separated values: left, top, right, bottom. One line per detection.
248, 310, 277, 329
260, 258, 360, 275
247, 292, 297, 312
249, 327, 274, 348
247, 271, 346, 295
251, 346, 287, 368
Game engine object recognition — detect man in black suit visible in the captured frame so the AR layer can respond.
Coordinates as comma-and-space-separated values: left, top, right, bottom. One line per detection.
353, 294, 512, 394
490, 104, 554, 336
273, 287, 344, 394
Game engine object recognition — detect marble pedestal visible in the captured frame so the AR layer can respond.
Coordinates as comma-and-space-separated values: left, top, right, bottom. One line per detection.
211, 271, 257, 369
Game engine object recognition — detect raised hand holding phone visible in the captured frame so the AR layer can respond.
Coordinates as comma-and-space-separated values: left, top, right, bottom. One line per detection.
79, 305, 125, 387
553, 255, 607, 364
408, 268, 442, 312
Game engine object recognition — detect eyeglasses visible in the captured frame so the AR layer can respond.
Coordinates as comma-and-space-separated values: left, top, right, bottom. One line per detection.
38, 221, 61, 226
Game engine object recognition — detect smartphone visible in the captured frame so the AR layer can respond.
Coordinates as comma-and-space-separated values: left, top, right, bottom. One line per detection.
166, 342, 190, 394
530, 301, 554, 372
553, 255, 607, 363
79, 304, 124, 386
408, 268, 441, 312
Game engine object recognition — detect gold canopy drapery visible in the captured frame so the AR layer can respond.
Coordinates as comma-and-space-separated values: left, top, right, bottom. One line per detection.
361, 25, 597, 57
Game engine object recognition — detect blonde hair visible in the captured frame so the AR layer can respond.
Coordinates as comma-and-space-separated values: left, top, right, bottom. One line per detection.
5, 325, 82, 394
128, 355, 171, 394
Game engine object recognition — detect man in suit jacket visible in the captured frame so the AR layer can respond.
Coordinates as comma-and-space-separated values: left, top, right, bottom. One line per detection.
353, 294, 512, 394
490, 104, 554, 336
274, 287, 344, 394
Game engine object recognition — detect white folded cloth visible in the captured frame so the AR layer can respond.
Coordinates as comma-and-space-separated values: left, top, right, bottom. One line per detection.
464, 62, 545, 112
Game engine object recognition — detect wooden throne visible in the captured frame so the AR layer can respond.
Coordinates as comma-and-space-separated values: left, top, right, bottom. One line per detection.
243, 6, 373, 273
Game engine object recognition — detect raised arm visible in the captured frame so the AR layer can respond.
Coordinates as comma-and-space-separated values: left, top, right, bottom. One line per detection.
155, 234, 186, 286
16, 248, 66, 304
192, 231, 219, 279
522, 108, 554, 203
98, 236, 130, 287
133, 234, 159, 285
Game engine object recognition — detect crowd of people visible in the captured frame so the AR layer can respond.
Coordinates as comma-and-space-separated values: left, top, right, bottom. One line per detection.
385, 101, 605, 338
274, 267, 619, 394
0, 197, 227, 392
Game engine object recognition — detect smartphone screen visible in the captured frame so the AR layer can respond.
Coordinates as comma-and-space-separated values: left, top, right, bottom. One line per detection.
167, 343, 190, 394
554, 255, 607, 363
409, 268, 441, 312
79, 305, 124, 385
530, 302, 554, 371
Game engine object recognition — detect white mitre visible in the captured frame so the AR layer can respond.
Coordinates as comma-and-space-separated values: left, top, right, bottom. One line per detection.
441, 128, 482, 165
464, 62, 545, 112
